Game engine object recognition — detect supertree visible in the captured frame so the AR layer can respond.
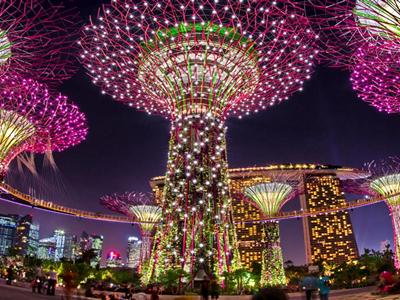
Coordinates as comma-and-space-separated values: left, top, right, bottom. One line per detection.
244, 182, 294, 287
350, 40, 400, 113
0, 74, 87, 178
0, 0, 81, 87
364, 158, 400, 268
304, 0, 400, 68
305, 0, 400, 112
80, 0, 318, 279
100, 192, 162, 271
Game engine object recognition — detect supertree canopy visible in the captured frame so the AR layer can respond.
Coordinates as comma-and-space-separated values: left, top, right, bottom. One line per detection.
366, 158, 400, 268
80, 0, 318, 279
245, 182, 293, 287
0, 0, 81, 87
100, 192, 162, 272
350, 41, 400, 113
0, 74, 87, 178
354, 0, 400, 39
305, 0, 400, 68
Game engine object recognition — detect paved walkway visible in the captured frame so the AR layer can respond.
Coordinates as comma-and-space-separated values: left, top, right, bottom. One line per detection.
2, 282, 400, 300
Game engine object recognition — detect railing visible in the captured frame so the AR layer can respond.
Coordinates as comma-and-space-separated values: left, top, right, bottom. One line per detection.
0, 182, 393, 224
0, 182, 135, 223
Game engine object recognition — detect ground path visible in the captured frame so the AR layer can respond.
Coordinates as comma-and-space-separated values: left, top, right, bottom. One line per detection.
1, 283, 399, 300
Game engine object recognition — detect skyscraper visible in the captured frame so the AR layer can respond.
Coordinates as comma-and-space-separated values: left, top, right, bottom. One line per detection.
106, 250, 123, 268
28, 223, 40, 257
37, 237, 56, 260
0, 214, 17, 256
127, 236, 141, 269
80, 231, 90, 252
89, 235, 103, 268
63, 235, 73, 260
53, 229, 66, 261
70, 235, 81, 261
14, 215, 32, 256
302, 173, 359, 264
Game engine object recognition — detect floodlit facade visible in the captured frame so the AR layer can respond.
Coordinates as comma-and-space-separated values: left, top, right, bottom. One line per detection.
28, 223, 40, 257
54, 229, 66, 261
0, 214, 17, 255
37, 237, 56, 260
14, 215, 33, 256
90, 235, 103, 268
302, 174, 359, 264
127, 236, 141, 269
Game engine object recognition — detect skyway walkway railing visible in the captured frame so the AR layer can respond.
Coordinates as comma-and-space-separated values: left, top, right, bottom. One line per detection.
0, 182, 392, 224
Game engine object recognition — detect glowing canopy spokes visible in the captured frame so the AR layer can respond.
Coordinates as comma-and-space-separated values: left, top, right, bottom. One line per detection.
350, 41, 400, 114
0, 75, 87, 176
245, 182, 293, 216
0, 110, 35, 162
371, 173, 400, 205
355, 0, 400, 38
100, 192, 161, 234
80, 0, 317, 119
0, 0, 81, 87
129, 205, 162, 234
137, 23, 259, 116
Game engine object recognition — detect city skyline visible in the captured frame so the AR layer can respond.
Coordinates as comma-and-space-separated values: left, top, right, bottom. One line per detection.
0, 0, 399, 266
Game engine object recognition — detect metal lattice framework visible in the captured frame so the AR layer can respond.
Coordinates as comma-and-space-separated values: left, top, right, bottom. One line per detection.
306, 0, 400, 112
80, 0, 318, 280
305, 0, 400, 68
0, 74, 87, 178
0, 0, 81, 87
101, 192, 162, 270
354, 0, 400, 39
244, 182, 294, 287
364, 157, 400, 268
350, 40, 400, 113
245, 182, 294, 216
80, 0, 318, 118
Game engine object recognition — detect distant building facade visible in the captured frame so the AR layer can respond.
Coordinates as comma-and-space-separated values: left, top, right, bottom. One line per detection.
89, 235, 103, 267
127, 236, 141, 268
0, 214, 18, 256
28, 223, 40, 257
54, 229, 66, 261
302, 173, 359, 264
106, 250, 123, 268
14, 215, 32, 256
37, 237, 56, 260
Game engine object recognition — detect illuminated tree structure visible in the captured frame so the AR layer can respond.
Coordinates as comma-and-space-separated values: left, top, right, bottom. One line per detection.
353, 0, 400, 39
0, 74, 87, 178
101, 192, 162, 270
244, 182, 294, 287
307, 1, 400, 112
306, 0, 400, 67
0, 0, 81, 87
350, 40, 400, 113
80, 0, 318, 278
366, 158, 400, 268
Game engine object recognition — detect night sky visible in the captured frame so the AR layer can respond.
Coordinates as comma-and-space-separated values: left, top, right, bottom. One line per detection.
0, 0, 399, 264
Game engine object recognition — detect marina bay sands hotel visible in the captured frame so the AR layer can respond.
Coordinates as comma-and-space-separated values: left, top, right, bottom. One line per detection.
150, 164, 367, 269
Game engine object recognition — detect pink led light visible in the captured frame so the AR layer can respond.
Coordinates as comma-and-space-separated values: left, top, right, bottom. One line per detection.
350, 41, 400, 114
80, 0, 318, 119
0, 0, 81, 88
0, 74, 87, 175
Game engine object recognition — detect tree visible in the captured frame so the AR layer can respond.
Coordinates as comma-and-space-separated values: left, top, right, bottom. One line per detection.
157, 268, 189, 294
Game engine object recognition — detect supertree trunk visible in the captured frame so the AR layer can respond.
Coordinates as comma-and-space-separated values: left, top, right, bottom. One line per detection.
138, 234, 153, 273
152, 114, 237, 280
389, 204, 400, 268
261, 221, 286, 287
